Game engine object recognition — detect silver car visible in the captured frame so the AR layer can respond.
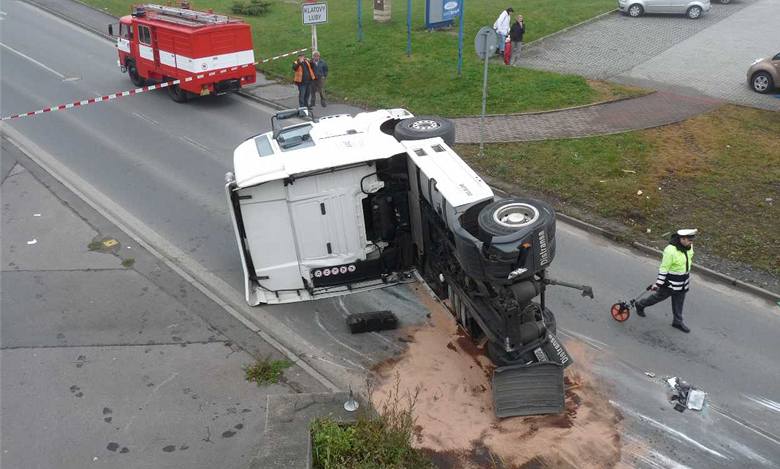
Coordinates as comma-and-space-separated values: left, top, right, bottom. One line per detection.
618, 0, 712, 19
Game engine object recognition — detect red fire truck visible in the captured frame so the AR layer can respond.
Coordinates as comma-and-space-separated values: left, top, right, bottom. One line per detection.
109, 4, 256, 102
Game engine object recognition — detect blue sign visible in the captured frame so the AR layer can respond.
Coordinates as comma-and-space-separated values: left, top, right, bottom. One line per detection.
442, 0, 461, 21
425, 0, 460, 29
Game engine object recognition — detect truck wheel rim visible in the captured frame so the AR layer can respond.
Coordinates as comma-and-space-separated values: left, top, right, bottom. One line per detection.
410, 119, 440, 131
493, 203, 539, 228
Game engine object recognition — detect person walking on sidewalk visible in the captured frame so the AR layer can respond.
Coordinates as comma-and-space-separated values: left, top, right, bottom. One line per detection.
493, 7, 513, 56
309, 51, 329, 108
292, 53, 316, 109
509, 14, 525, 66
636, 229, 697, 333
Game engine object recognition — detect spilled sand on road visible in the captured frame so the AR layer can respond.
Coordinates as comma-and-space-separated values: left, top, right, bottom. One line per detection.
371, 284, 623, 468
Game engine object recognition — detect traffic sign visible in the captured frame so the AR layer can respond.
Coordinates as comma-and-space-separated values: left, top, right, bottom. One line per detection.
302, 3, 328, 25
474, 26, 497, 59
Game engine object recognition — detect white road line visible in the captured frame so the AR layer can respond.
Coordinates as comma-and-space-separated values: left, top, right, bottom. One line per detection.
132, 112, 159, 126
314, 310, 371, 361
179, 136, 210, 153
610, 400, 730, 460
744, 394, 780, 413
0, 41, 66, 79
559, 327, 607, 351
622, 434, 692, 469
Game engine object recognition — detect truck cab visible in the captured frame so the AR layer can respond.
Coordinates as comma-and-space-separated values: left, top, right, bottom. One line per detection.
225, 109, 593, 417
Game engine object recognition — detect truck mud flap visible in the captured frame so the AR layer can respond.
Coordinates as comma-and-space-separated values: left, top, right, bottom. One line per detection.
492, 362, 564, 418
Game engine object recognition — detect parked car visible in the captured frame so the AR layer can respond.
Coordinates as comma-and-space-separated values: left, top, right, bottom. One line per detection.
618, 0, 711, 19
747, 52, 780, 94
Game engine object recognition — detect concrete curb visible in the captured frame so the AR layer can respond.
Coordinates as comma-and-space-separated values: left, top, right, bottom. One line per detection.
489, 185, 780, 304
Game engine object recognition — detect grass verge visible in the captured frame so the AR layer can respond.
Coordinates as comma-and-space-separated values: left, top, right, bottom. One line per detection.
81, 0, 628, 115
458, 105, 780, 276
311, 379, 432, 469
244, 356, 291, 385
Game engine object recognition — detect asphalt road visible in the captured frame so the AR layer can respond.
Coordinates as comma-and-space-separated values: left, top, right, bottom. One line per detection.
2, 0, 779, 467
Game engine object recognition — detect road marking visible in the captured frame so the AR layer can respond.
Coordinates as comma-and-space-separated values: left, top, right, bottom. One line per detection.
622, 434, 691, 469
559, 328, 607, 351
0, 41, 66, 79
610, 400, 730, 460
314, 310, 371, 361
132, 112, 159, 126
744, 394, 780, 413
179, 135, 210, 153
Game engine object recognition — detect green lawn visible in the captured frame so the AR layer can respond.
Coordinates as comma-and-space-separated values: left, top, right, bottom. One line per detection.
82, 0, 622, 116
458, 105, 780, 275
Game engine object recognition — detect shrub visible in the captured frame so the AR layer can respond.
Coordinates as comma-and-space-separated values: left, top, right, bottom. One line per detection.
231, 0, 271, 16
244, 356, 291, 385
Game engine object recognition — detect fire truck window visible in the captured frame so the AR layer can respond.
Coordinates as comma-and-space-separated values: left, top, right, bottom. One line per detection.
119, 23, 131, 40
138, 25, 151, 45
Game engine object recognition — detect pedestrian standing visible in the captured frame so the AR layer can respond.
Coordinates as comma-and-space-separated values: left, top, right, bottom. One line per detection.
493, 7, 513, 56
292, 53, 316, 109
309, 51, 328, 108
509, 14, 525, 66
635, 229, 698, 333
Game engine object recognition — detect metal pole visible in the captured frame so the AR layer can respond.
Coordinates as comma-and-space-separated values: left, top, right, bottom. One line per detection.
457, 0, 464, 76
479, 33, 489, 158
357, 0, 363, 42
406, 0, 412, 56
312, 24, 318, 51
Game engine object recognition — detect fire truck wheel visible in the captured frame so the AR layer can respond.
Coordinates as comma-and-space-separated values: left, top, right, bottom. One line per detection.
477, 197, 553, 239
393, 116, 455, 146
167, 83, 190, 103
127, 62, 145, 87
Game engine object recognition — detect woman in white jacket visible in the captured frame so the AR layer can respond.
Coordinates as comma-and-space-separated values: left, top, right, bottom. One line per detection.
493, 7, 514, 54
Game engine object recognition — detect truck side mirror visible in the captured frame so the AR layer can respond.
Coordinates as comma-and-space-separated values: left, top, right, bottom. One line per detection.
108, 24, 114, 36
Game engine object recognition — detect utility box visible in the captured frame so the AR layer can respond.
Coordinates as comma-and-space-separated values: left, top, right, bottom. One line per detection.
374, 0, 391, 22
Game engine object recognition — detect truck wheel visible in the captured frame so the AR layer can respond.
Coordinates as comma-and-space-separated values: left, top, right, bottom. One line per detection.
167, 82, 189, 103
393, 116, 456, 146
477, 197, 553, 239
127, 62, 145, 87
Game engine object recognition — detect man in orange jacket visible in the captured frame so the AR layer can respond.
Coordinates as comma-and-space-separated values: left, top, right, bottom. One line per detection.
293, 53, 317, 109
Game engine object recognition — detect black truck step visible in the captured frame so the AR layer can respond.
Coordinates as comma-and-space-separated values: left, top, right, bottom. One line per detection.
346, 310, 398, 334
492, 362, 565, 418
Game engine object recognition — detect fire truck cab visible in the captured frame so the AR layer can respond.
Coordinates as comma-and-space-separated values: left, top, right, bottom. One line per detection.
109, 4, 256, 102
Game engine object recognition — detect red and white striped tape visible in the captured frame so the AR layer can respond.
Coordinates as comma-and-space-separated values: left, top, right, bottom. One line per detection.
1, 48, 308, 121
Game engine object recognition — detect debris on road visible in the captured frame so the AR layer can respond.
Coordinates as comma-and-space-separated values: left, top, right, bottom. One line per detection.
644, 371, 656, 378
666, 377, 706, 412
346, 310, 398, 334
26, 238, 37, 245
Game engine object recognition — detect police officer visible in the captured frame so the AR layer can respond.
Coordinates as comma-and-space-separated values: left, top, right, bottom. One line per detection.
636, 229, 697, 333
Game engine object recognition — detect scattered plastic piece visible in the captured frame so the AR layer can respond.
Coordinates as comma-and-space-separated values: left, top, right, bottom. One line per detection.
644, 372, 656, 378
687, 389, 706, 410
33, 213, 41, 217
26, 239, 37, 245
665, 376, 706, 412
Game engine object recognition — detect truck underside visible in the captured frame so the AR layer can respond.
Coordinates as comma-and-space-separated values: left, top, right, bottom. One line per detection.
226, 110, 593, 417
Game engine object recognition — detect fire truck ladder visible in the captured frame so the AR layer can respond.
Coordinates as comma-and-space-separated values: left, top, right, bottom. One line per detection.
140, 4, 233, 26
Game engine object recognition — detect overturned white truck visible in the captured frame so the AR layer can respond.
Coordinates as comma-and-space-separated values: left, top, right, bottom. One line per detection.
225, 108, 593, 417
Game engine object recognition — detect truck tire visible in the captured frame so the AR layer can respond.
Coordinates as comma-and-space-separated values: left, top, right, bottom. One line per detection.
167, 82, 190, 103
477, 197, 552, 239
393, 116, 455, 146
127, 61, 145, 87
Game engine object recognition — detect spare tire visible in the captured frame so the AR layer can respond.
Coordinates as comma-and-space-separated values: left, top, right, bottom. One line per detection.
477, 197, 554, 240
394, 116, 455, 146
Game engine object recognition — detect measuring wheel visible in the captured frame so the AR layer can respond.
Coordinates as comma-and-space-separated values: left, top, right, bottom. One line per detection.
610, 302, 631, 322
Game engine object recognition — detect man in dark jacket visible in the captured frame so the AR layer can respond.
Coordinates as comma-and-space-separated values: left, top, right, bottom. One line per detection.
309, 51, 329, 108
509, 14, 525, 66
292, 53, 316, 108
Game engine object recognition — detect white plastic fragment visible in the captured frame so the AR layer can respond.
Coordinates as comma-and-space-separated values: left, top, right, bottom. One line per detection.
644, 371, 656, 378
33, 213, 41, 217
687, 389, 706, 410
637, 190, 643, 195
26, 239, 37, 245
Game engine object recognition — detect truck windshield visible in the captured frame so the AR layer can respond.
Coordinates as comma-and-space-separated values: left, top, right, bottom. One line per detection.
276, 124, 314, 152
